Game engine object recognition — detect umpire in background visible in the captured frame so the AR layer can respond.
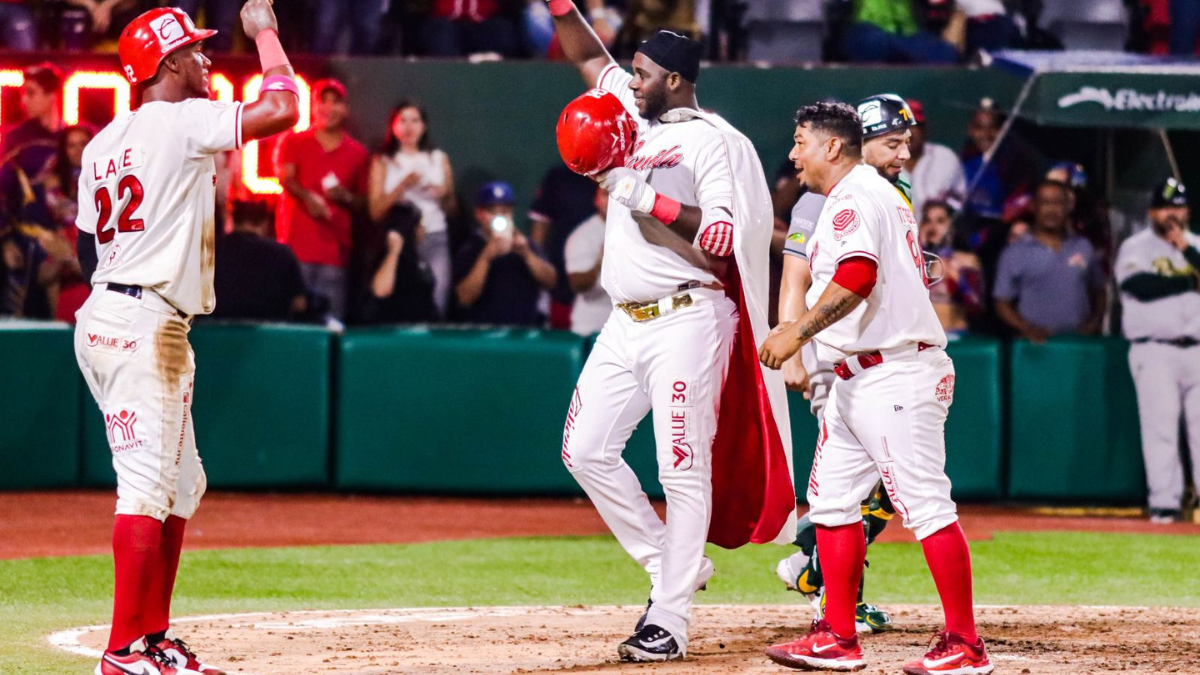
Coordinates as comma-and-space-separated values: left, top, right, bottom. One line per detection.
1116, 178, 1200, 524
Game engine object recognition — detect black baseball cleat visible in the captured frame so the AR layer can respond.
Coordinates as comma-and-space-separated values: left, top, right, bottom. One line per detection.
618, 623, 684, 662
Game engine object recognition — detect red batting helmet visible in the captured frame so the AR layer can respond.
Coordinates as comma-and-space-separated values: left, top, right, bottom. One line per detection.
556, 89, 638, 177
118, 8, 216, 85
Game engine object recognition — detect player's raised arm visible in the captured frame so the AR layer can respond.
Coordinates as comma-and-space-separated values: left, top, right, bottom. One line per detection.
547, 0, 616, 86
240, 0, 300, 141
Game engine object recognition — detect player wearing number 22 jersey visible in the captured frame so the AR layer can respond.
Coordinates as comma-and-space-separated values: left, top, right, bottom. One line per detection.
74, 4, 299, 675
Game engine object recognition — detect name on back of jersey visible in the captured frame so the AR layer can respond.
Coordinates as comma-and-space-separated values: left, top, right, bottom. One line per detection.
91, 146, 145, 183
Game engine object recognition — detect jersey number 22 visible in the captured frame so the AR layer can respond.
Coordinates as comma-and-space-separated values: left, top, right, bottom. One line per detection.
95, 176, 145, 244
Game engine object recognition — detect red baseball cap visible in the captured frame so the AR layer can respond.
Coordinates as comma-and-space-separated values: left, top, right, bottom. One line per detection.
312, 78, 348, 101
908, 100, 926, 124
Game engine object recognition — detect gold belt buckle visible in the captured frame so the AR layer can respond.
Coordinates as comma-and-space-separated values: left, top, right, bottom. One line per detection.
618, 293, 693, 322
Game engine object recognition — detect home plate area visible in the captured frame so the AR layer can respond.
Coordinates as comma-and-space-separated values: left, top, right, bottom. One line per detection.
53, 604, 1200, 674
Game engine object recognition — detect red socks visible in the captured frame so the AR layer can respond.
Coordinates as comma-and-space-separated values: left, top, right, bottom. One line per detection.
921, 521, 977, 641
814, 523, 866, 638
109, 515, 162, 651
109, 514, 189, 651
145, 515, 188, 639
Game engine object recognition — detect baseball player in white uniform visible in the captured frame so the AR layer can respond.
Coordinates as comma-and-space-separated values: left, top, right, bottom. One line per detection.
774, 94, 920, 636
75, 3, 299, 674
549, 0, 796, 663
1116, 177, 1200, 524
760, 102, 992, 674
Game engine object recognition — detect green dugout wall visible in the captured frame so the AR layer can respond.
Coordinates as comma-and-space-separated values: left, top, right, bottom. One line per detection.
79, 324, 332, 489
0, 323, 1145, 505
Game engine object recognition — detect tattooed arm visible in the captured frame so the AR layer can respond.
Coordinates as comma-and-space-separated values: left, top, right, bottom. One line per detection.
759, 282, 865, 369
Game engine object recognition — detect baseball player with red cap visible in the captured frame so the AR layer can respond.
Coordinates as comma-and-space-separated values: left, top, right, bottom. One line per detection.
549, 1, 797, 664
760, 101, 992, 674
75, 2, 299, 673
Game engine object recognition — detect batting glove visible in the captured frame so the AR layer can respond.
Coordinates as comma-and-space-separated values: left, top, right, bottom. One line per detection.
601, 168, 682, 224
601, 168, 657, 214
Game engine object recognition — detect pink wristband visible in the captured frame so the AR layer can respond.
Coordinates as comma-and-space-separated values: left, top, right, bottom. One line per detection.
548, 0, 574, 16
255, 29, 290, 72
261, 75, 299, 98
650, 194, 681, 225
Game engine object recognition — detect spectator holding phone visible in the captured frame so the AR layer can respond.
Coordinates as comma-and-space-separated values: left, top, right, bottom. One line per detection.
453, 182, 556, 326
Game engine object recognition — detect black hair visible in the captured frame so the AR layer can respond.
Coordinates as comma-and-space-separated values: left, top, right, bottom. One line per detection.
24, 64, 63, 94
381, 100, 433, 155
921, 199, 955, 221
794, 102, 862, 156
1035, 179, 1071, 200
232, 200, 273, 227
53, 124, 96, 199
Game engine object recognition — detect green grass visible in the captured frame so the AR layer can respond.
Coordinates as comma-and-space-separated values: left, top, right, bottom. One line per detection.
3, 531, 1197, 673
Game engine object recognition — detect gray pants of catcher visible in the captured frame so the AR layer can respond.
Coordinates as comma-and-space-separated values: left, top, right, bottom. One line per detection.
1129, 342, 1200, 511
300, 262, 347, 322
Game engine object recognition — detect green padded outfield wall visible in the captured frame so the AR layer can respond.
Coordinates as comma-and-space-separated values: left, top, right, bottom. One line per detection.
82, 324, 332, 489
1007, 337, 1145, 503
0, 324, 80, 488
336, 327, 587, 493
325, 60, 1021, 223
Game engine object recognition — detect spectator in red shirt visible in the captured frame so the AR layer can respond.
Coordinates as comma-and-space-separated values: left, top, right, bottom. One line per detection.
275, 79, 369, 323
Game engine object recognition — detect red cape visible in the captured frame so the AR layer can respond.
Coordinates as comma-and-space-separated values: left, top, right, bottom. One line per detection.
707, 260, 797, 549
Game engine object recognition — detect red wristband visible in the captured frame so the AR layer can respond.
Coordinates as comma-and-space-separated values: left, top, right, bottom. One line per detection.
548, 0, 574, 16
833, 256, 878, 298
649, 194, 681, 225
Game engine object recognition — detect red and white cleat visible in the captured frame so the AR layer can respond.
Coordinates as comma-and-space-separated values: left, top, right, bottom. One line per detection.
155, 632, 227, 675
902, 631, 994, 675
95, 646, 179, 675
764, 619, 866, 671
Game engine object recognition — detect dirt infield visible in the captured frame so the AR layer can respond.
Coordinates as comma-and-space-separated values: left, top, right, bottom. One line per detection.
54, 604, 1200, 675
3, 491, 1198, 560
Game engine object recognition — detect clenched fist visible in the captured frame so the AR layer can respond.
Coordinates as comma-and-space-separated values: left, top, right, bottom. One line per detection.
600, 168, 657, 214
241, 0, 278, 40
759, 322, 803, 370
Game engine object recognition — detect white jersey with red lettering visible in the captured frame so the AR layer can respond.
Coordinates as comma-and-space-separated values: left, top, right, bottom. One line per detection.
595, 63, 733, 304
77, 98, 244, 316
560, 63, 795, 651
805, 164, 946, 364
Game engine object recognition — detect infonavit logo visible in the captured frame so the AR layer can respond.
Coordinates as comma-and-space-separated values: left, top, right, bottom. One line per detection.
1058, 86, 1200, 112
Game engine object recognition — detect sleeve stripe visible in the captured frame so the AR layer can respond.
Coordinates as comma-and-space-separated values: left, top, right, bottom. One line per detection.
235, 102, 244, 150
835, 250, 879, 264
700, 221, 735, 257
598, 63, 619, 90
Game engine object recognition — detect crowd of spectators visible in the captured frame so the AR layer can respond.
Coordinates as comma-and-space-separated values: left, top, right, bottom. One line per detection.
0, 60, 1194, 346
0, 1, 1196, 63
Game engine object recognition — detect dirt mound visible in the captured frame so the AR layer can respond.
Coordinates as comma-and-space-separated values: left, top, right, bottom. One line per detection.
57, 604, 1200, 674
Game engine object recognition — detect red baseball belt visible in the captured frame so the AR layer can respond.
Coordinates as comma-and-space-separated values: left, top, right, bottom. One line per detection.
833, 342, 937, 380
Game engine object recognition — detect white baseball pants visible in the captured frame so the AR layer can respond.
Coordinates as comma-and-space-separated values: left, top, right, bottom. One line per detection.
563, 288, 737, 646
806, 347, 958, 541
75, 285, 206, 522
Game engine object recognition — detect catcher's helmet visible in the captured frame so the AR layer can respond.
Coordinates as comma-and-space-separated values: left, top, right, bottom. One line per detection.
556, 89, 638, 177
119, 8, 216, 85
856, 94, 915, 140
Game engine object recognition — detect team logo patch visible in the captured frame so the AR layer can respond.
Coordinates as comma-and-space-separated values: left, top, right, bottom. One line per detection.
149, 15, 186, 48
857, 101, 882, 126
832, 209, 859, 240
787, 232, 806, 244
105, 409, 146, 453
935, 374, 955, 403
87, 333, 139, 354
669, 380, 693, 471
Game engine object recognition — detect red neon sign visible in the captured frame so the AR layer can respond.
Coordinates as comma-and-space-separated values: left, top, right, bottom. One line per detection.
0, 67, 311, 197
